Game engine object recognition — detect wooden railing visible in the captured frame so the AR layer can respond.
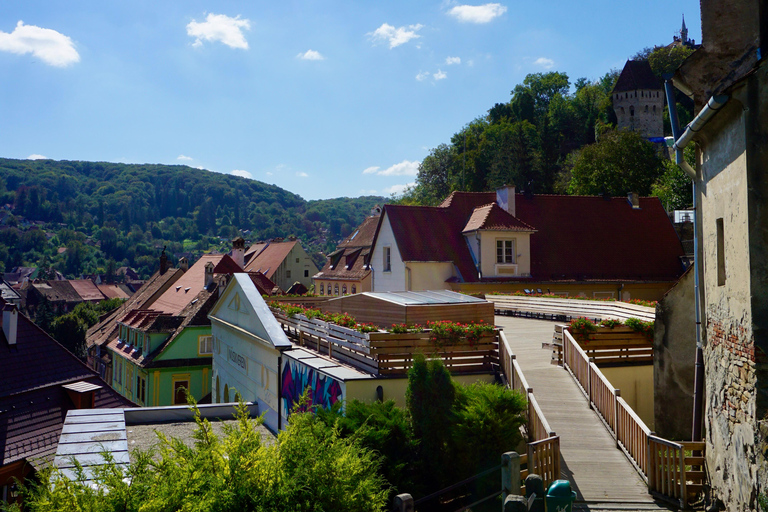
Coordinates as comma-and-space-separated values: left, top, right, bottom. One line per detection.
488, 295, 655, 323
562, 329, 704, 508
272, 309, 498, 376
498, 331, 560, 488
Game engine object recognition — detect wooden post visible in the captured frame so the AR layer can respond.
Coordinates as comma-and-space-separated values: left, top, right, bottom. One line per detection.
679, 445, 687, 509
502, 451, 521, 502
588, 357, 595, 409
510, 354, 516, 390
393, 494, 414, 512
614, 389, 621, 442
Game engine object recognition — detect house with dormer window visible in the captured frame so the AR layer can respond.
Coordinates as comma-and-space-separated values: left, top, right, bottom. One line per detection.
369, 186, 686, 301
88, 253, 242, 406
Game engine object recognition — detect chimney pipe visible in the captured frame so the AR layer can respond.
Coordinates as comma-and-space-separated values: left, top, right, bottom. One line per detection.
232, 237, 245, 269
496, 185, 516, 216
205, 262, 215, 289
3, 304, 18, 345
159, 246, 168, 274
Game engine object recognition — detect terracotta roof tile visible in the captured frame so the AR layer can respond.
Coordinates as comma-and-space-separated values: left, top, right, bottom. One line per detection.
151, 254, 237, 315
338, 216, 380, 248
243, 241, 297, 278
462, 203, 536, 233
97, 284, 131, 300
68, 279, 106, 302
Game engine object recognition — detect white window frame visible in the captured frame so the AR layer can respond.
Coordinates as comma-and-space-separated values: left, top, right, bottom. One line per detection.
198, 335, 213, 355
496, 239, 516, 264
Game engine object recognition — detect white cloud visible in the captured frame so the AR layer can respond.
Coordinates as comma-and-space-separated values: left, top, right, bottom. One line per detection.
297, 49, 324, 60
296, 171, 309, 177
448, 4, 507, 23
27, 154, 47, 160
187, 13, 250, 49
360, 189, 378, 195
445, 56, 461, 65
433, 69, 447, 80
0, 21, 79, 67
384, 183, 415, 195
366, 160, 420, 177
415, 71, 430, 81
177, 154, 193, 161
231, 169, 252, 179
368, 23, 423, 49
534, 57, 554, 69
265, 171, 273, 176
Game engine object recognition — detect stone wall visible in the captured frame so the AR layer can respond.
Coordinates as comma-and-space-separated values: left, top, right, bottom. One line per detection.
704, 301, 760, 510
653, 267, 695, 440
612, 88, 664, 138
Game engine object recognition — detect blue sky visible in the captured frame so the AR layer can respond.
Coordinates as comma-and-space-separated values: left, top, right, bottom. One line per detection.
0, 1, 701, 201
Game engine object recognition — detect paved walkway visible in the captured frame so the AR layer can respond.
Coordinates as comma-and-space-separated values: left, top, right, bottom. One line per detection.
496, 316, 671, 510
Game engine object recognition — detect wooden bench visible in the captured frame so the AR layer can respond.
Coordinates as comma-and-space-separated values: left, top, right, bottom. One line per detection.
487, 295, 655, 323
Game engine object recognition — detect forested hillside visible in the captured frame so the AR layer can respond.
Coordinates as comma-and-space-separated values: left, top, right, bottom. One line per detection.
0, 158, 383, 278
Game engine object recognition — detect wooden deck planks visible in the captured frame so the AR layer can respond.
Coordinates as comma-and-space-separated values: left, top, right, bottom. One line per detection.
496, 316, 665, 506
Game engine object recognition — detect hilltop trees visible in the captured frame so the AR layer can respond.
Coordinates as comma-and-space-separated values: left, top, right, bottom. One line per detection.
402, 70, 618, 204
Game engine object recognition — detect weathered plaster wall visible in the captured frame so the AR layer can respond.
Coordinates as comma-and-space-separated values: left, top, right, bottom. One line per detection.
600, 365, 654, 428
405, 261, 455, 291
653, 268, 695, 440
478, 231, 532, 277
699, 96, 760, 511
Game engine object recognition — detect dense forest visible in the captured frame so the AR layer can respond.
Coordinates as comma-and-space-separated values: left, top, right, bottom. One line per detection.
0, 158, 383, 278
400, 44, 695, 208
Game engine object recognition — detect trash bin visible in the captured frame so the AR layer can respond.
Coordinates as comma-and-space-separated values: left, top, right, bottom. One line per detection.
545, 480, 577, 512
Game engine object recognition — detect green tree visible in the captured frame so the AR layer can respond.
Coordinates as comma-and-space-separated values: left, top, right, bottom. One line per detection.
406, 354, 456, 491
567, 129, 665, 196
8, 400, 388, 512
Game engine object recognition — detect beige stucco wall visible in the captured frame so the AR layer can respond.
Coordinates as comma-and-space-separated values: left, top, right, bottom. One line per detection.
344, 373, 495, 407
272, 243, 318, 291
404, 261, 455, 291
601, 365, 654, 429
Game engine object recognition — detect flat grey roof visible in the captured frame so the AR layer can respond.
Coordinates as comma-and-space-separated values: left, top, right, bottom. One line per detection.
361, 290, 486, 305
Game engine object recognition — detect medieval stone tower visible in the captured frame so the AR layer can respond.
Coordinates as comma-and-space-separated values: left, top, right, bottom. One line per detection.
611, 60, 664, 139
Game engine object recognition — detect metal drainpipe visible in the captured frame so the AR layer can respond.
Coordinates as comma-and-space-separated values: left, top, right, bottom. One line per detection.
665, 79, 729, 441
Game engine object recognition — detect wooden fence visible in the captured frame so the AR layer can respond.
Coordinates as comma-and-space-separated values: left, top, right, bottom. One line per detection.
562, 329, 704, 508
487, 295, 656, 323
498, 331, 561, 489
271, 309, 498, 376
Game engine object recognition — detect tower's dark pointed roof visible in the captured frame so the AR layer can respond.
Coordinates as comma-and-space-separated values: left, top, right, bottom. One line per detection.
613, 60, 662, 93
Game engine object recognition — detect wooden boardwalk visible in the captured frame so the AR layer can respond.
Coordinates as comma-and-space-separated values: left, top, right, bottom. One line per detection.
496, 316, 670, 509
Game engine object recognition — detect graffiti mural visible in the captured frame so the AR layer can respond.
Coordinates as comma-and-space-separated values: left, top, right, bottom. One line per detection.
281, 359, 343, 417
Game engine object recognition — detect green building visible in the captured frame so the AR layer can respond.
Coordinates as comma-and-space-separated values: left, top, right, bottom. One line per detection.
102, 254, 241, 406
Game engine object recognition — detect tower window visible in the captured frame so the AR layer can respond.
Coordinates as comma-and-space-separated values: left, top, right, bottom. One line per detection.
630, 106, 634, 116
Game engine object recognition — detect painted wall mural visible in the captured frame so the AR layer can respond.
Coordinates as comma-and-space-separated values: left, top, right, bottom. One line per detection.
281, 359, 343, 417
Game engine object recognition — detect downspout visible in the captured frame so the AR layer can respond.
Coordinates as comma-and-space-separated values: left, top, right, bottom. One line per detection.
277, 351, 283, 431
665, 78, 729, 441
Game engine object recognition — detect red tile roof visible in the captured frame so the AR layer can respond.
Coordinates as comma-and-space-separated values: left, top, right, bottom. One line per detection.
151, 254, 239, 315
248, 272, 279, 296
97, 284, 131, 300
338, 215, 380, 248
315, 215, 379, 283
243, 241, 297, 278
0, 309, 133, 468
381, 192, 685, 283
462, 203, 536, 233
69, 279, 106, 302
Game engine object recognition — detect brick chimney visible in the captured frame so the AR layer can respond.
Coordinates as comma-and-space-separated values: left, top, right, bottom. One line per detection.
159, 246, 169, 274
3, 304, 18, 345
232, 238, 245, 269
496, 185, 516, 216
